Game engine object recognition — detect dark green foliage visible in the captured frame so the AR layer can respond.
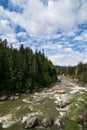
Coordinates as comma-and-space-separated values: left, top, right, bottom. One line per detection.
65, 62, 87, 82
0, 39, 57, 95
67, 92, 87, 129
65, 120, 79, 130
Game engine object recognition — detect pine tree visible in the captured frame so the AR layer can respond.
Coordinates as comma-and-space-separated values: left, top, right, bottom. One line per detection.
0, 39, 57, 95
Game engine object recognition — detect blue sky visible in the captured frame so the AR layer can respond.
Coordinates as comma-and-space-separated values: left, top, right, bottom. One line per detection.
0, 0, 87, 66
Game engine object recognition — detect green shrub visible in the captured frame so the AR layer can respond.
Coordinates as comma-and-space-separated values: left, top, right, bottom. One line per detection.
65, 120, 79, 130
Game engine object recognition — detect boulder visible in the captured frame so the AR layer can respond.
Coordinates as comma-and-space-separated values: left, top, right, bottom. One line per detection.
59, 120, 66, 129
56, 117, 67, 129
56, 89, 66, 94
22, 116, 38, 128
9, 95, 19, 100
9, 96, 14, 100
41, 117, 54, 127
14, 96, 19, 99
58, 101, 67, 108
0, 95, 8, 101
66, 99, 71, 105
57, 99, 71, 108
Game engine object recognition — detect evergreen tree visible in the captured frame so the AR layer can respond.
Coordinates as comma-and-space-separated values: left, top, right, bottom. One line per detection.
65, 62, 87, 82
0, 39, 57, 95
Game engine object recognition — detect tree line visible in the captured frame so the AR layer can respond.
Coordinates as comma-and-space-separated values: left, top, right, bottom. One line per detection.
0, 39, 57, 95
65, 62, 87, 82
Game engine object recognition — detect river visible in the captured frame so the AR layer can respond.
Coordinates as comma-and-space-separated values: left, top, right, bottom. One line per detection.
0, 79, 87, 130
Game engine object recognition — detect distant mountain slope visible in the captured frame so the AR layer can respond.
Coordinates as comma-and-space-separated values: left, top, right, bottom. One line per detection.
55, 65, 67, 70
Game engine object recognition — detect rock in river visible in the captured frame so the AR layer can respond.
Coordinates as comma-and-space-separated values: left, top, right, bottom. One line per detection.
0, 95, 8, 101
22, 116, 38, 128
56, 89, 66, 94
8, 95, 19, 100
41, 117, 54, 127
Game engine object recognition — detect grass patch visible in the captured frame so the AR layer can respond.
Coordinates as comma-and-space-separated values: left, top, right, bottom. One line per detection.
65, 119, 79, 130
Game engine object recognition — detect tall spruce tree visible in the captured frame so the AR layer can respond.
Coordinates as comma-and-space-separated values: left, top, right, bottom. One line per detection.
0, 39, 57, 95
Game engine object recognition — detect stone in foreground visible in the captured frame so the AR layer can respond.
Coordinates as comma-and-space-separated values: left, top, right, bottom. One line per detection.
0, 95, 8, 101
41, 117, 54, 127
22, 116, 38, 128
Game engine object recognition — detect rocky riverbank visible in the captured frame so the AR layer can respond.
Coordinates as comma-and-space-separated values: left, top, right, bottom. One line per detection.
0, 95, 19, 101
0, 78, 87, 130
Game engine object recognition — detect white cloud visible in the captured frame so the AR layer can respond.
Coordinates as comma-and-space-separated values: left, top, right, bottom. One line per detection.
0, 18, 16, 44
66, 31, 76, 37
1, 0, 87, 38
22, 0, 77, 37
48, 47, 87, 66
0, 19, 13, 34
38, 42, 87, 66
0, 0, 87, 66
81, 31, 87, 41
17, 32, 27, 37
0, 0, 87, 38
0, 0, 85, 38
74, 30, 87, 41
9, 0, 27, 8
78, 0, 87, 23
74, 36, 83, 41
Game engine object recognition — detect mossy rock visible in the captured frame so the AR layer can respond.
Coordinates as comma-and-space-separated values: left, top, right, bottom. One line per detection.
65, 120, 79, 130
59, 117, 80, 130
67, 92, 87, 123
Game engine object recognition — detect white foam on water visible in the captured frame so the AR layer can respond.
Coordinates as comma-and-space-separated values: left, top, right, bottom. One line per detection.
55, 107, 59, 111
22, 99, 31, 104
70, 89, 78, 94
59, 111, 66, 116
54, 100, 59, 104
16, 106, 21, 110
54, 118, 60, 125
22, 116, 28, 124
22, 111, 42, 124
0, 113, 19, 128
70, 85, 87, 94
28, 111, 42, 117
53, 94, 61, 101
28, 106, 33, 111
2, 120, 16, 128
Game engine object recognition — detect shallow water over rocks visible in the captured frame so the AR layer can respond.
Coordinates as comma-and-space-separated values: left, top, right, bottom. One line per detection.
0, 79, 87, 130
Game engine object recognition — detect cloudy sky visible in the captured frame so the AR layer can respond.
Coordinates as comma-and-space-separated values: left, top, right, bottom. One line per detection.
0, 0, 87, 66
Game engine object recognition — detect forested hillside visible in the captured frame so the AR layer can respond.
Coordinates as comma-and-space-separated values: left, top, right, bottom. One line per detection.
0, 39, 57, 95
65, 62, 87, 82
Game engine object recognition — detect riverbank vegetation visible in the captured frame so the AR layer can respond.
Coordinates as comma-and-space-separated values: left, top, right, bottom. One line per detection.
0, 39, 57, 95
65, 62, 87, 82
63, 62, 87, 129
58, 92, 87, 130
66, 92, 87, 130
56, 64, 87, 130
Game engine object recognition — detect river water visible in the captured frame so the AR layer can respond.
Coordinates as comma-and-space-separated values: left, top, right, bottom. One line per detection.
0, 79, 87, 130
